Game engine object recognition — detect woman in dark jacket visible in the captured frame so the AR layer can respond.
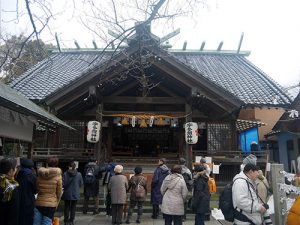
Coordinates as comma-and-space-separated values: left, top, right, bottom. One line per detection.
0, 158, 20, 225
16, 158, 37, 225
192, 165, 210, 225
151, 158, 170, 219
62, 161, 83, 225
126, 166, 147, 224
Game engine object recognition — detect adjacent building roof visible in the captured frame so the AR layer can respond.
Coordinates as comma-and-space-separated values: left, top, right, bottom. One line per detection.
0, 82, 72, 129
10, 48, 292, 106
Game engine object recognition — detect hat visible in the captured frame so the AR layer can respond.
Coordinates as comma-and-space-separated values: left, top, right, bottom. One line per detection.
243, 154, 257, 166
21, 158, 34, 168
194, 165, 205, 172
114, 165, 123, 173
200, 158, 206, 163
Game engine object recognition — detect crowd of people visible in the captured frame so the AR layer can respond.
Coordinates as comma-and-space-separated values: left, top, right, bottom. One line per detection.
0, 154, 273, 225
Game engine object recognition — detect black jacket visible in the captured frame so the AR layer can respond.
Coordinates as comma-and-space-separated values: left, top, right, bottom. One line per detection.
192, 173, 210, 214
0, 183, 20, 225
16, 168, 37, 225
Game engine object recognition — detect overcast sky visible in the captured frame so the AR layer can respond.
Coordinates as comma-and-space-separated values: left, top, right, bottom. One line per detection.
1, 0, 300, 91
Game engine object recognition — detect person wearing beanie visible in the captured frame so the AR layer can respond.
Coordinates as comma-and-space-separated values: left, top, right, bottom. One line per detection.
199, 158, 211, 177
232, 163, 267, 225
16, 158, 37, 225
126, 166, 147, 224
109, 165, 128, 225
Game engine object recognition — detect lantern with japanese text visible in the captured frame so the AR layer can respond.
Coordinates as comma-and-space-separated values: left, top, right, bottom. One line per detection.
87, 121, 101, 143
185, 122, 198, 144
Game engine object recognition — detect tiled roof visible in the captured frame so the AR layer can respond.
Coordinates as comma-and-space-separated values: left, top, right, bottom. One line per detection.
10, 49, 292, 106
0, 82, 72, 129
173, 52, 291, 105
10, 51, 110, 100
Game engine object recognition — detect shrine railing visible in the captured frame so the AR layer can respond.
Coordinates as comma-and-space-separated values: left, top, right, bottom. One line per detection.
22, 148, 95, 161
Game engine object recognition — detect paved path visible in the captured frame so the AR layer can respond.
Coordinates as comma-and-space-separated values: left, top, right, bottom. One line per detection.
64, 213, 231, 225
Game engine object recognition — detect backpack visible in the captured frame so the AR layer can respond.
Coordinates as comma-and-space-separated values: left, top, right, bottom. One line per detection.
135, 178, 146, 198
208, 177, 217, 193
85, 166, 96, 184
182, 172, 193, 191
219, 177, 253, 222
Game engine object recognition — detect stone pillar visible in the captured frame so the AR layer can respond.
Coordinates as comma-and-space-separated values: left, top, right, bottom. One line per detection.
271, 163, 287, 225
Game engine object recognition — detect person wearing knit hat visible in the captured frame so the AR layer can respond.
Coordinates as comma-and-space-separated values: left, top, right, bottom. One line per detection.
16, 158, 37, 225
109, 165, 128, 225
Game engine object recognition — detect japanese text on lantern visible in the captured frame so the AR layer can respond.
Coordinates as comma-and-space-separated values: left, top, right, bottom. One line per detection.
87, 121, 101, 143
185, 122, 198, 144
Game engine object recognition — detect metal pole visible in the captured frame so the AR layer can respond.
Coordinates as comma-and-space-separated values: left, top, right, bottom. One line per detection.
271, 163, 286, 225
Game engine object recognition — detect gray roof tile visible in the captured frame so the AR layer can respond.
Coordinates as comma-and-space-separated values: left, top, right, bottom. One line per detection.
10, 50, 291, 106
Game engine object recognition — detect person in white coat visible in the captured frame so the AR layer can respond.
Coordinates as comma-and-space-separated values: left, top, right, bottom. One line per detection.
232, 163, 267, 225
161, 165, 188, 225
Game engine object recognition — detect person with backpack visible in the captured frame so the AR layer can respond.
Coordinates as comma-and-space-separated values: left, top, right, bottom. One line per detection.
125, 166, 147, 224
83, 157, 102, 215
108, 165, 128, 225
179, 157, 192, 221
151, 158, 170, 219
0, 158, 20, 225
192, 165, 210, 225
232, 163, 267, 225
62, 160, 83, 225
16, 158, 37, 225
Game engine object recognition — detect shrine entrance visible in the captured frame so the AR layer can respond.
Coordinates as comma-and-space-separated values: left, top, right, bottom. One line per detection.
111, 125, 181, 157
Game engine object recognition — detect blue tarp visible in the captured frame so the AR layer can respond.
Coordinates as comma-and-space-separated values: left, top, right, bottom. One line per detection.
240, 127, 259, 153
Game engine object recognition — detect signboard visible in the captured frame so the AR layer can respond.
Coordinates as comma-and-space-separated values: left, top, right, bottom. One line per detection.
87, 121, 101, 143
185, 122, 198, 144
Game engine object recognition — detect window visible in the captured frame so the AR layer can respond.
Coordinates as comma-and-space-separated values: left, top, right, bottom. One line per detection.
207, 123, 232, 152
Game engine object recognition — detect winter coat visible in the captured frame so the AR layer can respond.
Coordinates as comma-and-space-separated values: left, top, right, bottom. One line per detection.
35, 167, 62, 208
62, 169, 83, 200
232, 171, 263, 225
102, 162, 116, 185
287, 196, 300, 225
83, 162, 101, 197
192, 173, 210, 214
160, 173, 188, 215
128, 174, 147, 201
151, 164, 170, 205
16, 168, 37, 225
109, 173, 128, 204
0, 175, 20, 225
256, 176, 270, 203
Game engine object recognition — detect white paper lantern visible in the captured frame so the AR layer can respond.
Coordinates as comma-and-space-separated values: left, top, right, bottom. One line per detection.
185, 122, 198, 144
132, 116, 136, 127
87, 121, 101, 143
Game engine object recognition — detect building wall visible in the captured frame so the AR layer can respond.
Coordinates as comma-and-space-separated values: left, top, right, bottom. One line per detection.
278, 132, 293, 171
239, 107, 285, 140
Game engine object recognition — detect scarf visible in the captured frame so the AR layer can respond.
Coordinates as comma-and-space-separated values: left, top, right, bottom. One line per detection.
0, 174, 19, 202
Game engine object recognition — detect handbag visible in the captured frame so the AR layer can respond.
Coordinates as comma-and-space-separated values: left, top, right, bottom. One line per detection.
135, 177, 146, 198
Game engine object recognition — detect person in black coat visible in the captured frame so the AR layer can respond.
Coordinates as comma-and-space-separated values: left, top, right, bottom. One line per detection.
62, 161, 83, 225
83, 158, 103, 215
16, 158, 37, 225
0, 158, 20, 225
192, 165, 210, 225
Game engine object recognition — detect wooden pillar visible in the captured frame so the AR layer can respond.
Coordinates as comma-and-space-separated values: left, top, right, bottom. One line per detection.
96, 104, 103, 163
185, 103, 192, 168
107, 118, 113, 160
271, 163, 287, 225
